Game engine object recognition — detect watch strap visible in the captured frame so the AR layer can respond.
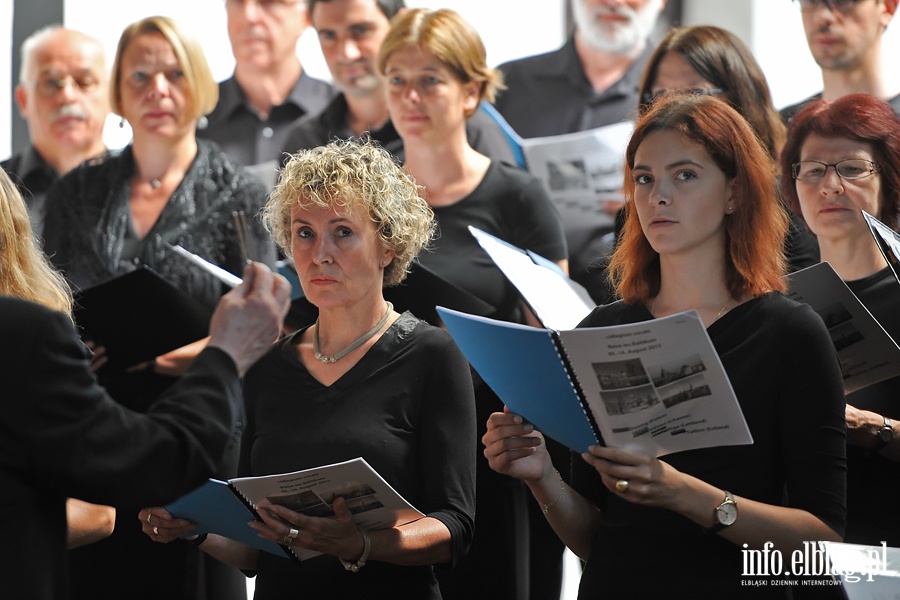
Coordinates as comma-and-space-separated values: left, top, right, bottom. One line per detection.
706, 491, 737, 534
873, 416, 894, 453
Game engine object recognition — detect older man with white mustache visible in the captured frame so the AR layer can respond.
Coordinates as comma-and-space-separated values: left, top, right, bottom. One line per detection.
3, 26, 110, 236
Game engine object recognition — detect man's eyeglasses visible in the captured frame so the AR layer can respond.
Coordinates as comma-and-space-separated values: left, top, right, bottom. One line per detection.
792, 159, 882, 182
30, 74, 101, 97
793, 0, 866, 14
225, 0, 302, 14
642, 87, 724, 106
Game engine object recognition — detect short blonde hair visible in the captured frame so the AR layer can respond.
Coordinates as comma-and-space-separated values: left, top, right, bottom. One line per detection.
0, 170, 73, 317
110, 16, 218, 121
378, 8, 504, 106
265, 138, 435, 287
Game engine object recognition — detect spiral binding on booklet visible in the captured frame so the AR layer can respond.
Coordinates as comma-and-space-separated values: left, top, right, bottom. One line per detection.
549, 332, 604, 448
226, 482, 303, 563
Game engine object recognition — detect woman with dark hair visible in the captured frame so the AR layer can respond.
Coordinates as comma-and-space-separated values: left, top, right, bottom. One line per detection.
484, 94, 847, 598
781, 92, 900, 548
634, 25, 819, 274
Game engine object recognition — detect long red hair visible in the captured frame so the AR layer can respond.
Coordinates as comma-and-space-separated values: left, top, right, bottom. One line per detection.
609, 93, 788, 303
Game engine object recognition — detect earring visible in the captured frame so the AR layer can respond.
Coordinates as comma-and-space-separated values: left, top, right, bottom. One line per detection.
726, 205, 733, 212
119, 116, 125, 129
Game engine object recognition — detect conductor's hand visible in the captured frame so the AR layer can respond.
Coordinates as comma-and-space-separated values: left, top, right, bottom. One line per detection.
482, 407, 554, 483
207, 262, 291, 376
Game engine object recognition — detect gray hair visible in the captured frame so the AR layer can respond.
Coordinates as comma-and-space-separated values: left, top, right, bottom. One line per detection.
19, 26, 105, 84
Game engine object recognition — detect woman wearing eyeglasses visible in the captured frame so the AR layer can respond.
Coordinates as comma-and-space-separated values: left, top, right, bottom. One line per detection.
41, 16, 274, 600
781, 92, 900, 549
635, 25, 820, 275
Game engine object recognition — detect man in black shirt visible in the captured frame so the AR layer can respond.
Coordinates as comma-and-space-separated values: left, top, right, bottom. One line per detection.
197, 0, 335, 185
780, 0, 900, 121
3, 27, 109, 236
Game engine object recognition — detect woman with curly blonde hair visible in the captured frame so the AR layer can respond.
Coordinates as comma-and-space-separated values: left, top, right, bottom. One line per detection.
144, 138, 476, 599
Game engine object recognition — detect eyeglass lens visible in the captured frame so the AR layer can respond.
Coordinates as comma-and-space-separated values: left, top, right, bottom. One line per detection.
796, 0, 862, 14
36, 74, 99, 96
793, 159, 880, 181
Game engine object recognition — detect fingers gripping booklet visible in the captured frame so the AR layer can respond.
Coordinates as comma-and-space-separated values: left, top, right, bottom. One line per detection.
165, 457, 424, 562
437, 306, 752, 456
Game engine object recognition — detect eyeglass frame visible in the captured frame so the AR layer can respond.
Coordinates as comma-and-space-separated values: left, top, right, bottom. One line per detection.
642, 87, 725, 106
792, 0, 867, 15
224, 0, 303, 13
28, 73, 102, 98
791, 159, 882, 182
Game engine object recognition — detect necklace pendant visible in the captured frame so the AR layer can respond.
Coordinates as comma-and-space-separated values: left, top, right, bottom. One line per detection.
314, 351, 335, 364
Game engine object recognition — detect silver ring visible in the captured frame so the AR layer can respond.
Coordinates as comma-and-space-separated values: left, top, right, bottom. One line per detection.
153, 526, 160, 536
615, 479, 630, 493
147, 513, 152, 524
283, 527, 300, 546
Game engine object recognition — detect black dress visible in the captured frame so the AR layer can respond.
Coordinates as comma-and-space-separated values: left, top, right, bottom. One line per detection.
240, 313, 476, 598
574, 294, 847, 599
416, 160, 568, 600
845, 267, 900, 547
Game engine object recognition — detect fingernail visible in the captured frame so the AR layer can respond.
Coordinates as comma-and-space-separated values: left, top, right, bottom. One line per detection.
523, 423, 533, 433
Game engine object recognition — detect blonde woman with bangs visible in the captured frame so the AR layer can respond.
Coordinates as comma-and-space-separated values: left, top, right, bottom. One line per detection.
141, 138, 476, 599
378, 10, 570, 599
41, 15, 274, 600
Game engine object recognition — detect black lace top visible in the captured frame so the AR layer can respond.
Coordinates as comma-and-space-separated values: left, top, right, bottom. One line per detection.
42, 139, 275, 307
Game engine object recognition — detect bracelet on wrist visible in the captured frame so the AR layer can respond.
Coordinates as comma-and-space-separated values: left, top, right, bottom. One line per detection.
532, 470, 566, 515
184, 532, 208, 547
339, 528, 370, 573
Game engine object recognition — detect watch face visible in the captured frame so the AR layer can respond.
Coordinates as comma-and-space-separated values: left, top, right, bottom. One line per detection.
717, 503, 738, 527
880, 427, 894, 443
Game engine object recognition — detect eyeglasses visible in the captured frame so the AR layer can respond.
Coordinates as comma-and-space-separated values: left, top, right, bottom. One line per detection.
792, 159, 881, 181
642, 87, 724, 106
30, 74, 101, 97
793, 0, 866, 14
225, 0, 303, 14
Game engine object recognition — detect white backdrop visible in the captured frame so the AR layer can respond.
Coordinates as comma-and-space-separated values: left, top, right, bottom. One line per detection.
3, 0, 900, 157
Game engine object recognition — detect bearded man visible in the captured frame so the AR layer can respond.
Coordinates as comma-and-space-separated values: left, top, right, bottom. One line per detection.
494, 0, 667, 138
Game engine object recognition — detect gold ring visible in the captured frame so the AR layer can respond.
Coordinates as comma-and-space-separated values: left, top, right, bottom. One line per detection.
153, 526, 160, 536
615, 479, 630, 493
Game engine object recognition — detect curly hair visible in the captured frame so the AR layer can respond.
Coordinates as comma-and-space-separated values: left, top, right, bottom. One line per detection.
609, 93, 788, 303
0, 170, 73, 317
265, 138, 435, 287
